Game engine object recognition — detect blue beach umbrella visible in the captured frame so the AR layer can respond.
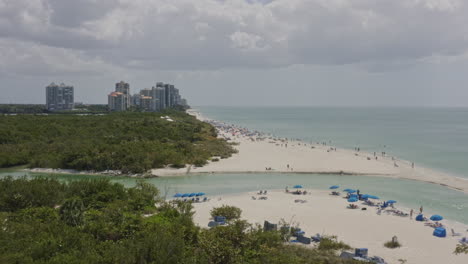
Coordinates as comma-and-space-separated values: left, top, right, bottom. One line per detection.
430, 215, 444, 221
367, 195, 379, 200
361, 194, 370, 199
343, 188, 352, 192
329, 185, 339, 189
348, 197, 358, 203
173, 193, 182, 198
182, 193, 189, 198
347, 190, 357, 194
293, 185, 303, 189
189, 193, 197, 197
387, 200, 397, 204
198, 192, 205, 196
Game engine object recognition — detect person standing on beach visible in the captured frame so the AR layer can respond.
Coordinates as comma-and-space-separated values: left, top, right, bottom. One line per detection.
410, 209, 414, 219
419, 206, 423, 214
412, 162, 414, 168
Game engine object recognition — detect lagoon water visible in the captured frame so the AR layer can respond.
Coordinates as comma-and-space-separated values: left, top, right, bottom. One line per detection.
1, 106, 468, 224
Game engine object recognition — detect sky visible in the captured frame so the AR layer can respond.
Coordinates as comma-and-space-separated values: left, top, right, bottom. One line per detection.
1, 0, 468, 107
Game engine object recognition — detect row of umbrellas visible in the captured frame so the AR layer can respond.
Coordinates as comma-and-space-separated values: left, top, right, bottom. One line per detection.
173, 192, 205, 198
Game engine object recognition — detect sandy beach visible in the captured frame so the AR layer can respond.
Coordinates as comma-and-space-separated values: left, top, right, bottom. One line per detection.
151, 109, 468, 194
191, 189, 468, 264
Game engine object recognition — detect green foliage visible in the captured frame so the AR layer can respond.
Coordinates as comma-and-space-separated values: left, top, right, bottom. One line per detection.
0, 177, 354, 264
0, 104, 46, 114
210, 205, 242, 222
0, 111, 236, 173
384, 240, 402, 249
318, 236, 352, 251
454, 243, 468, 255
60, 197, 85, 226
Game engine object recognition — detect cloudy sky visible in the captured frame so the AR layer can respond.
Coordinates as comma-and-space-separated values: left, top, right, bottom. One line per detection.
1, 0, 468, 106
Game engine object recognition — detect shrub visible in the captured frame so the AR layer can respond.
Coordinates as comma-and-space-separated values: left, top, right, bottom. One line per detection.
384, 240, 401, 249
318, 236, 352, 251
454, 243, 468, 255
211, 158, 220, 162
210, 205, 242, 221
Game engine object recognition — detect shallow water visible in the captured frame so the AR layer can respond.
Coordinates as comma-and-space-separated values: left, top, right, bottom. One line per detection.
2, 171, 467, 224
197, 106, 468, 179
2, 106, 467, 224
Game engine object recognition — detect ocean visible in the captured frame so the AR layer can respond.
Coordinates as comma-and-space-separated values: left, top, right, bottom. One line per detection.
197, 106, 468, 179
1, 106, 467, 224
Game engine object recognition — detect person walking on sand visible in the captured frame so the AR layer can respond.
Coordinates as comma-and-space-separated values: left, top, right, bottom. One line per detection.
412, 162, 414, 168
419, 206, 423, 214
410, 209, 414, 219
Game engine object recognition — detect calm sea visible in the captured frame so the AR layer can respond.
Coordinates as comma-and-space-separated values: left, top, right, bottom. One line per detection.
1, 107, 467, 224
197, 106, 468, 179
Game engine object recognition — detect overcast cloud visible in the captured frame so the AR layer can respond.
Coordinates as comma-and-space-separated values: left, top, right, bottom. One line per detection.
1, 0, 468, 106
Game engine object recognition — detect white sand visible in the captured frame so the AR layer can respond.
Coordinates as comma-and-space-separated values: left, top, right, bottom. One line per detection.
151, 109, 468, 194
192, 190, 468, 264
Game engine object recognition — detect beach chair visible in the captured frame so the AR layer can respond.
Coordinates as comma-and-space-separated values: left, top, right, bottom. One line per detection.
203, 197, 208, 202
297, 235, 311, 245
459, 237, 467, 244
451, 228, 461, 236
251, 196, 257, 200
311, 233, 322, 242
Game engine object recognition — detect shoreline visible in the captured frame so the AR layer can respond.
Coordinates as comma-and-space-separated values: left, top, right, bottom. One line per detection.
150, 109, 468, 194
192, 189, 468, 264
12, 109, 468, 194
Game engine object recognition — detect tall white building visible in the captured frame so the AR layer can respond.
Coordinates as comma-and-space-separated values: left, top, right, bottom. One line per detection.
108, 81, 131, 111
46, 83, 74, 111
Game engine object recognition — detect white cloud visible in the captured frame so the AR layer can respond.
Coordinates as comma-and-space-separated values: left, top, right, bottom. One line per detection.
1, 0, 468, 73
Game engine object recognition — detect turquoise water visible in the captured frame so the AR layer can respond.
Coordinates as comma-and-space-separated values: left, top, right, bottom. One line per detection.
2, 171, 467, 224
1, 107, 467, 224
197, 106, 468, 179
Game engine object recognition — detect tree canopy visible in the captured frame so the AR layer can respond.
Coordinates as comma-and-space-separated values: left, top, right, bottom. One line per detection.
0, 177, 357, 264
0, 110, 236, 174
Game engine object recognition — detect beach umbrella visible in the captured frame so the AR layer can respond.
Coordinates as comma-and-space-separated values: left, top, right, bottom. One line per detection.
182, 193, 189, 198
173, 193, 182, 198
430, 215, 444, 221
189, 193, 197, 197
329, 185, 339, 189
361, 194, 370, 199
367, 195, 380, 200
198, 192, 206, 196
347, 189, 357, 194
343, 188, 352, 192
387, 200, 397, 204
348, 197, 358, 203
293, 185, 303, 189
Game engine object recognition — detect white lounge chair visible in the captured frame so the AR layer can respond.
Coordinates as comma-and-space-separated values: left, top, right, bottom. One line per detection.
451, 228, 461, 236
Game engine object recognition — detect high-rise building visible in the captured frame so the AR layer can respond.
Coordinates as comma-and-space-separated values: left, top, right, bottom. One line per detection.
140, 88, 152, 97
140, 96, 153, 111
46, 83, 74, 111
151, 86, 166, 111
108, 81, 131, 111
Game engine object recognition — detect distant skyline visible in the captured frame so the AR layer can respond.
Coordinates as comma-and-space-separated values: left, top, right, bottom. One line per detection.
1, 0, 468, 107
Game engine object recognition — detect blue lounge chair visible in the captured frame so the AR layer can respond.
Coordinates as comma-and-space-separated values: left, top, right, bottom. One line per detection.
433, 227, 446, 238
311, 233, 322, 242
